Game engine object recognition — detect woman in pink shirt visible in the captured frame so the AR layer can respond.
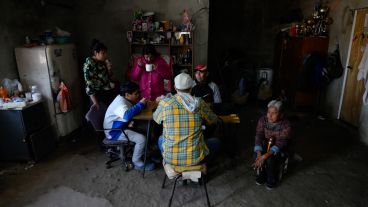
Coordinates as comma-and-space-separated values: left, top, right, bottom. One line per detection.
130, 44, 172, 100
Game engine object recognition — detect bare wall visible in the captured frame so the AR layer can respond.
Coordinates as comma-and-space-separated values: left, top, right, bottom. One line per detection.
74, 0, 209, 81
300, 0, 368, 145
0, 0, 75, 82
208, 0, 300, 71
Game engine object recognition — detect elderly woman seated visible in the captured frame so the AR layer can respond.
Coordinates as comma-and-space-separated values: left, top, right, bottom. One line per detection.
252, 100, 291, 190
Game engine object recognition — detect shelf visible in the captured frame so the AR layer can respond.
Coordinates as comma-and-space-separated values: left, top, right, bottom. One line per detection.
131, 43, 169, 46
171, 44, 192, 47
132, 30, 172, 33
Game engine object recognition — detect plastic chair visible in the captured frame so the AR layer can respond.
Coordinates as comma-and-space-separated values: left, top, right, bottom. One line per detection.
85, 103, 135, 171
161, 162, 211, 207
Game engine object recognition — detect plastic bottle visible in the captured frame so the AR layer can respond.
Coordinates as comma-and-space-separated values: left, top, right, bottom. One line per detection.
31, 85, 42, 101
186, 49, 192, 63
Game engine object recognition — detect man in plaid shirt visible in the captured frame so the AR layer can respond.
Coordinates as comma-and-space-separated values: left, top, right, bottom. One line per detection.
153, 73, 219, 166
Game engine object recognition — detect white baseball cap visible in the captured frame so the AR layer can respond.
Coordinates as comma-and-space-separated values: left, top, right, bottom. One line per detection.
174, 73, 193, 90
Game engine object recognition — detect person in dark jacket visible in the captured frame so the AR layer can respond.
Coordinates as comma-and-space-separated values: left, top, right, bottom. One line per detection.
253, 100, 291, 190
191, 64, 222, 104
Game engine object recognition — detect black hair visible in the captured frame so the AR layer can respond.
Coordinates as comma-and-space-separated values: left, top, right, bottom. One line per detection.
90, 39, 107, 55
120, 81, 140, 96
142, 44, 157, 56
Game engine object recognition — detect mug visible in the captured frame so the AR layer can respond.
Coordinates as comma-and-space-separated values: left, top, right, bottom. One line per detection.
145, 64, 153, 72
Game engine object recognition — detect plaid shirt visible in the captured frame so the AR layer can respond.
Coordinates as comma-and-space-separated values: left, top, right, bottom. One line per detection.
254, 116, 291, 154
153, 94, 218, 166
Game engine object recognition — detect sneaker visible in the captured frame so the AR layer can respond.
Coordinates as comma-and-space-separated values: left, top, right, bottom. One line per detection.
265, 183, 275, 190
256, 180, 264, 186
134, 162, 155, 171
255, 177, 265, 186
150, 156, 162, 164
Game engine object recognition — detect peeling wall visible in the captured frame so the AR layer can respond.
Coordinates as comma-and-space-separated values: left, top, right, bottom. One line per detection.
300, 0, 368, 145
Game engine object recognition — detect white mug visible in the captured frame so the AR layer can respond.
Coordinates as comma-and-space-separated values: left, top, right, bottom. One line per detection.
145, 64, 153, 72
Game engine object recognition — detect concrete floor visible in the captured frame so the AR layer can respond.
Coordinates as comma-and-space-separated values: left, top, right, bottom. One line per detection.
1, 103, 368, 207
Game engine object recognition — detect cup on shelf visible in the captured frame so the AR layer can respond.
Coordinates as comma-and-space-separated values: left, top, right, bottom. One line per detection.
145, 63, 153, 72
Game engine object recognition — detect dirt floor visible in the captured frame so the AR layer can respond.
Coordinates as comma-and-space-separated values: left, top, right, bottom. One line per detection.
1, 102, 368, 207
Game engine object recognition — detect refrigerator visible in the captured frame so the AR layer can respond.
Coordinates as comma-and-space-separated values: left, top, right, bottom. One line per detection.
15, 44, 84, 138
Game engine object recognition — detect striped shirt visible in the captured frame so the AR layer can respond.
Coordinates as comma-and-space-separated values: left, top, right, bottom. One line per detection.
153, 94, 218, 166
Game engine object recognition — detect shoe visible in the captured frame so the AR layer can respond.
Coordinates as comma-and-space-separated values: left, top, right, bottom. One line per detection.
256, 180, 264, 186
265, 183, 275, 190
134, 162, 155, 171
150, 156, 162, 164
255, 177, 265, 186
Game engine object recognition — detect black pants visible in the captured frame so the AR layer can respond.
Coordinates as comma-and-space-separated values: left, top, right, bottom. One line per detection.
253, 152, 281, 186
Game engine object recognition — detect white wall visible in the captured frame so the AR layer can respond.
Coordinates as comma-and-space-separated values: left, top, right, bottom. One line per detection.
300, 0, 368, 145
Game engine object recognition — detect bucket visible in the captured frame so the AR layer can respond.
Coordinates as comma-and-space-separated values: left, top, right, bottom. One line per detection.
256, 68, 273, 85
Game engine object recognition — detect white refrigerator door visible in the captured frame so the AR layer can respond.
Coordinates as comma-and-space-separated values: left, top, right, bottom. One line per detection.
45, 44, 84, 137
15, 46, 56, 126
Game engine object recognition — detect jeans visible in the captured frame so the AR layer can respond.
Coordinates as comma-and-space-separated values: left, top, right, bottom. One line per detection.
118, 129, 146, 166
157, 135, 221, 164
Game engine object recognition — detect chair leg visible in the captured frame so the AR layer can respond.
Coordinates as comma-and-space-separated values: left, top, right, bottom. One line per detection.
162, 174, 167, 189
202, 176, 211, 207
168, 175, 181, 207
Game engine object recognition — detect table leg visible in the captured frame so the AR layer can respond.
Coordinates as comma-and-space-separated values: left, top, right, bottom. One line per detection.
142, 120, 151, 178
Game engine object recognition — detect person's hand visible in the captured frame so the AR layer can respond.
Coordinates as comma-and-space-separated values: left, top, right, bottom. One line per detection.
137, 58, 144, 67
252, 153, 266, 171
139, 97, 147, 105
156, 95, 164, 103
91, 103, 100, 111
105, 59, 113, 71
152, 64, 157, 71
147, 100, 158, 110
109, 82, 115, 89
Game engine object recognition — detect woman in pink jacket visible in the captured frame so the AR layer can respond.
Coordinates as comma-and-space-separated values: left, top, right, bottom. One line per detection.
130, 44, 172, 100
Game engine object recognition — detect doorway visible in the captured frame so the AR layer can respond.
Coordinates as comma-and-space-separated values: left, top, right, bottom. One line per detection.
339, 8, 368, 126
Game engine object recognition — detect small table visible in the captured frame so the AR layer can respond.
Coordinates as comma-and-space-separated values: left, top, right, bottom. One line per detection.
135, 108, 240, 123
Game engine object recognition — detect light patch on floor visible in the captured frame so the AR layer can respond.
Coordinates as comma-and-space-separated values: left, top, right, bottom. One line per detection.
25, 186, 112, 207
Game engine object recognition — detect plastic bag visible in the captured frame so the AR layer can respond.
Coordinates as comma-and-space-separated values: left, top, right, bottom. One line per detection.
1, 79, 23, 96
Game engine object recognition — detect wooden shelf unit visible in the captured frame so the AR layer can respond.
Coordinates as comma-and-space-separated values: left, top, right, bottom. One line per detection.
128, 30, 194, 76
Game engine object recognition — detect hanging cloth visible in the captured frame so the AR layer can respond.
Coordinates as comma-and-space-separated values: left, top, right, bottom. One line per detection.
357, 44, 368, 105
57, 81, 72, 112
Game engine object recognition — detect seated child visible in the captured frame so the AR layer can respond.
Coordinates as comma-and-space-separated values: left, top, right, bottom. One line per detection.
191, 64, 222, 104
253, 100, 290, 190
103, 81, 155, 171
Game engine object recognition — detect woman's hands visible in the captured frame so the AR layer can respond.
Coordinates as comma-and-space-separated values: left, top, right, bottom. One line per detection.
137, 58, 157, 71
137, 58, 145, 67
252, 151, 272, 171
90, 95, 99, 110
